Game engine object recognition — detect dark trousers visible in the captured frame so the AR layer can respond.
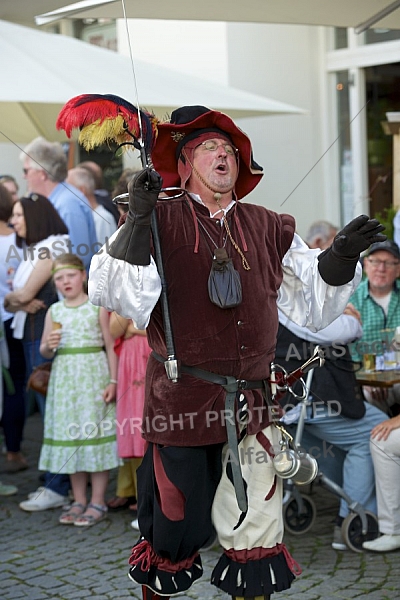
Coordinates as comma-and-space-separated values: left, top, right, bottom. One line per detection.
1, 318, 26, 452
129, 443, 223, 596
137, 443, 223, 562
44, 472, 71, 497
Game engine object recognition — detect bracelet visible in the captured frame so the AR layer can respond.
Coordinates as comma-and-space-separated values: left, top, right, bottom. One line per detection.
109, 379, 117, 384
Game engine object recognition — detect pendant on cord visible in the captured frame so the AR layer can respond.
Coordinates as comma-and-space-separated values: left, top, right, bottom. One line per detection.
208, 247, 242, 309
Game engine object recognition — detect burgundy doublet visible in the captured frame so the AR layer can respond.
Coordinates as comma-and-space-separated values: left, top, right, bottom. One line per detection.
143, 196, 295, 446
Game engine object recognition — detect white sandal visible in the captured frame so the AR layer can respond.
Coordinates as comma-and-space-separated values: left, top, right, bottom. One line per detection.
59, 502, 86, 525
74, 503, 108, 527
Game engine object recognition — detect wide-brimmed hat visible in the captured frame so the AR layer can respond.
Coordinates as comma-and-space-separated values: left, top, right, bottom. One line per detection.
367, 240, 400, 260
151, 105, 263, 200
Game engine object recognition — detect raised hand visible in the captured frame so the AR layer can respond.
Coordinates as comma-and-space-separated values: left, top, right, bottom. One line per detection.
332, 215, 386, 259
108, 168, 163, 266
127, 168, 163, 222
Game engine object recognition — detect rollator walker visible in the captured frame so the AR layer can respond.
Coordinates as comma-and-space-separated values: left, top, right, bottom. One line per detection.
271, 347, 380, 553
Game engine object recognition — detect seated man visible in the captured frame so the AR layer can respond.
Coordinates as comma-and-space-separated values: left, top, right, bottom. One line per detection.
363, 412, 400, 552
348, 240, 400, 415
275, 308, 387, 550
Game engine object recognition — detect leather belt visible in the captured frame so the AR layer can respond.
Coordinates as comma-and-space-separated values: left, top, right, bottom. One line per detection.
152, 351, 270, 513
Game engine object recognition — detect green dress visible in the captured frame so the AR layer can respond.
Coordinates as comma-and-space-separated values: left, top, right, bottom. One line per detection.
39, 300, 119, 474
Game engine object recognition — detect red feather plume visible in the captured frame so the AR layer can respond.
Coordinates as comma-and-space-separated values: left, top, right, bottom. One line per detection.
56, 94, 158, 155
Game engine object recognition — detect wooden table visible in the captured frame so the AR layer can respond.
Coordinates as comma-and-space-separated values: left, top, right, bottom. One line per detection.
355, 369, 400, 387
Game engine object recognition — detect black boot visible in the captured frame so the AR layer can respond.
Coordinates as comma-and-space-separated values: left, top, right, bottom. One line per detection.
141, 585, 170, 600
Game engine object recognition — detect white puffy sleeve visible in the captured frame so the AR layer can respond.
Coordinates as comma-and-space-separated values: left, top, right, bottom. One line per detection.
278, 308, 363, 345
88, 233, 161, 330
277, 233, 362, 332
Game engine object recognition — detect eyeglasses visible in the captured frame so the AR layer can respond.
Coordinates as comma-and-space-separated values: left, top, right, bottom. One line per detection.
196, 140, 238, 156
366, 258, 400, 268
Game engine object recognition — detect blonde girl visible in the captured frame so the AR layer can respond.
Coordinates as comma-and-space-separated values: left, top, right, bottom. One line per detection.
39, 253, 119, 526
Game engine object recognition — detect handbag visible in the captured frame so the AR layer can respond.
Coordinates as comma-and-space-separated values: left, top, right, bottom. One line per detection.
26, 362, 52, 396
26, 312, 52, 397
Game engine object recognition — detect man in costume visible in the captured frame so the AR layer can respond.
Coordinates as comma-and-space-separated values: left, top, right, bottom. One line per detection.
88, 106, 384, 600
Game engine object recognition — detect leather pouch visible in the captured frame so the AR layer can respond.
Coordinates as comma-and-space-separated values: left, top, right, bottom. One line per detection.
208, 248, 242, 309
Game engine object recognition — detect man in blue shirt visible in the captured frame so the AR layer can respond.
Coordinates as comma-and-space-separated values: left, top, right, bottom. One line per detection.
20, 137, 97, 270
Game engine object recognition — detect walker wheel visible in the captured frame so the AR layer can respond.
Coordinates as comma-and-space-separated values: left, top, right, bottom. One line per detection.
341, 511, 380, 553
283, 494, 316, 535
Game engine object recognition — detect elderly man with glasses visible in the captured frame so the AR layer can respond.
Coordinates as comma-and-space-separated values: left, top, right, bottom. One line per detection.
348, 240, 400, 415
20, 138, 97, 271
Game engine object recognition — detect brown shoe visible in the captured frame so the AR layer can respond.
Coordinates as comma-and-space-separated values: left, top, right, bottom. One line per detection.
3, 459, 29, 473
106, 495, 136, 510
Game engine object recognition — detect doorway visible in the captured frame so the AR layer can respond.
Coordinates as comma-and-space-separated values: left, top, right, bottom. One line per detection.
366, 63, 400, 233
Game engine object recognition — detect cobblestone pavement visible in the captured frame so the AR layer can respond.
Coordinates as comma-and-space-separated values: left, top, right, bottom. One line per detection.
1, 413, 399, 600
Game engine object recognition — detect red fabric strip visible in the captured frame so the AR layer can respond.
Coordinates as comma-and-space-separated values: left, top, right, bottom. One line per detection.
129, 539, 199, 574
153, 445, 186, 521
234, 211, 248, 251
224, 543, 302, 576
264, 475, 277, 501
256, 431, 275, 458
141, 585, 170, 600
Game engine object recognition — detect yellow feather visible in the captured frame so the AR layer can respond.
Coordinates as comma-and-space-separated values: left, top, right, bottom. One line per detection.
78, 116, 131, 150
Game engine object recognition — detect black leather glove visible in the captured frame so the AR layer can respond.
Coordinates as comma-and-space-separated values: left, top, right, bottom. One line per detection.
108, 168, 162, 265
318, 215, 386, 285
331, 215, 386, 259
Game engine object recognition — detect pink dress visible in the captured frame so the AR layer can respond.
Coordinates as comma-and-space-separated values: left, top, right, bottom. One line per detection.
115, 334, 151, 458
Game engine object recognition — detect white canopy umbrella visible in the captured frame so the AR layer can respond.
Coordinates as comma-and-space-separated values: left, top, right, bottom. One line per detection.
35, 0, 400, 33
0, 19, 305, 144
0, 1, 69, 26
